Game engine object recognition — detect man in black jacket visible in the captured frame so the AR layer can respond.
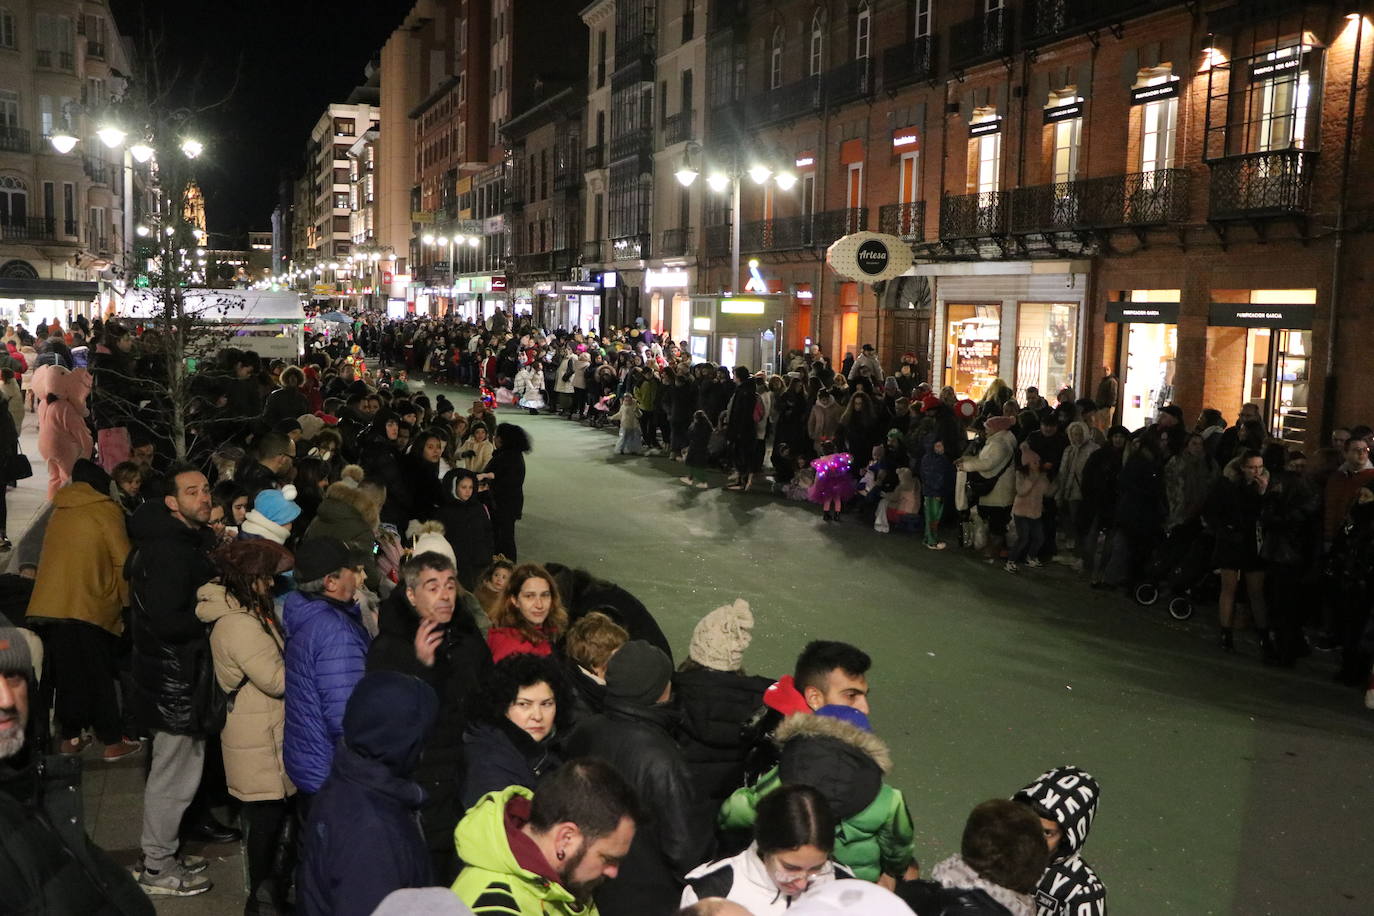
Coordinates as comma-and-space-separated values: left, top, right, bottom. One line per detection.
366, 551, 490, 883
0, 622, 154, 914
127, 465, 218, 897
565, 640, 713, 916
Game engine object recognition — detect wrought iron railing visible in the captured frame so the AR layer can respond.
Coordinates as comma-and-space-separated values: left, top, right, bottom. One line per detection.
514, 251, 554, 276
1207, 149, 1315, 219
940, 191, 1010, 238
824, 58, 872, 108
581, 239, 605, 262
611, 233, 650, 261
0, 216, 56, 241
879, 201, 925, 240
705, 224, 731, 257
83, 155, 109, 184
662, 110, 694, 147
609, 128, 653, 162
1009, 169, 1190, 232
950, 7, 1008, 67
0, 126, 30, 154
615, 32, 657, 63
814, 208, 867, 246
660, 227, 694, 257
86, 223, 110, 253
882, 36, 936, 91
746, 76, 823, 128
734, 209, 867, 252
584, 145, 605, 170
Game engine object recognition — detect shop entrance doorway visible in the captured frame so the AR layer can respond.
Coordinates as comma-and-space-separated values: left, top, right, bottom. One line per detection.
1120, 321, 1178, 431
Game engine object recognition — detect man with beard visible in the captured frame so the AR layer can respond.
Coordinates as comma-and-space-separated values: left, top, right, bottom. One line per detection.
0, 622, 154, 913
452, 758, 639, 915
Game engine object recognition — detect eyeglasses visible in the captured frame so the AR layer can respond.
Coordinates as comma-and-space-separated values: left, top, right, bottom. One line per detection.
771, 860, 833, 890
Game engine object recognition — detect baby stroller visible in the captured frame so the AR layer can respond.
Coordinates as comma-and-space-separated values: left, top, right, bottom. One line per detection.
1133, 520, 1217, 620
590, 392, 617, 429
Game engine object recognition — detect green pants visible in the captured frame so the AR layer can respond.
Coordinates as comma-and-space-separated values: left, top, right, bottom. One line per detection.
923, 496, 944, 545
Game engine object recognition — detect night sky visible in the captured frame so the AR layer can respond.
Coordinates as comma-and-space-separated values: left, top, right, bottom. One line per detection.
109, 0, 415, 241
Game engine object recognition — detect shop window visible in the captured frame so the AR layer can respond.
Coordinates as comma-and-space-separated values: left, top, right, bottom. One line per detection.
1015, 303, 1077, 405
945, 303, 1001, 400
1207, 289, 1315, 444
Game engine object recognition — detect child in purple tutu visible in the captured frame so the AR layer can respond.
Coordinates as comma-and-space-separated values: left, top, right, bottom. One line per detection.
809, 444, 858, 521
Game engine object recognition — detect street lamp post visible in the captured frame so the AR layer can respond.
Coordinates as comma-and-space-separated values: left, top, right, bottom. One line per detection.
675, 141, 796, 296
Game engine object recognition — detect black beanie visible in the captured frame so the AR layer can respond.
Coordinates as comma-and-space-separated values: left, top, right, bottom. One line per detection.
605, 640, 672, 707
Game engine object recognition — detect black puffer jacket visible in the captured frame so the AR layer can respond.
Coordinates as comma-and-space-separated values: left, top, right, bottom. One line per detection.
547, 565, 673, 660
459, 718, 562, 810
126, 501, 216, 736
565, 697, 713, 916
436, 471, 495, 590
674, 667, 773, 806
365, 588, 490, 880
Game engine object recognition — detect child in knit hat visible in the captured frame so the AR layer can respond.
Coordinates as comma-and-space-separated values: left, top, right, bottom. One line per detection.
240, 485, 301, 546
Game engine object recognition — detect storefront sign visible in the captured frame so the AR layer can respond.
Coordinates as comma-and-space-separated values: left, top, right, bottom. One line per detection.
969, 118, 1002, 137
1130, 80, 1180, 105
826, 232, 914, 284
411, 211, 435, 224
891, 126, 920, 150
1043, 102, 1083, 124
1250, 53, 1303, 82
795, 152, 816, 169
1106, 301, 1180, 323
491, 276, 507, 292
645, 268, 690, 291
1209, 301, 1314, 329
720, 298, 766, 315
560, 282, 602, 294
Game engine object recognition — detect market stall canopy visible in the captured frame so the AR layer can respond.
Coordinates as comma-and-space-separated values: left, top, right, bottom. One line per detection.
117, 289, 306, 323
315, 310, 352, 324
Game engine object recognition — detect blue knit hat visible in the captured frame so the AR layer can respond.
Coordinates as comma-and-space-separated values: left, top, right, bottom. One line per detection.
814, 704, 872, 732
250, 485, 301, 525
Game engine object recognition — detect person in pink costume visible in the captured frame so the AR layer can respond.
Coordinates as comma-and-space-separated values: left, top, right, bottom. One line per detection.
33, 363, 94, 498
809, 446, 858, 522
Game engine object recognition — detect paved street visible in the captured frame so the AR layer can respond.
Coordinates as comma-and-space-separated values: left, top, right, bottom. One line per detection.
19, 391, 1374, 915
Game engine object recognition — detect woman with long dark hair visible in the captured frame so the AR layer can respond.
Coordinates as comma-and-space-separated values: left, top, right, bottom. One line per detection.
459, 653, 568, 808
478, 423, 530, 560
486, 563, 568, 662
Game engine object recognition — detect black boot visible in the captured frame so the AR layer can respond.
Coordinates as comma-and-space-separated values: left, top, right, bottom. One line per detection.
1259, 630, 1280, 666
1219, 628, 1234, 652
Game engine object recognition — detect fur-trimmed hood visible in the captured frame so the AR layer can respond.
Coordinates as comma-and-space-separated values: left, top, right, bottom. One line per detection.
775, 712, 893, 773
930, 855, 1035, 916
320, 474, 380, 530
774, 712, 891, 820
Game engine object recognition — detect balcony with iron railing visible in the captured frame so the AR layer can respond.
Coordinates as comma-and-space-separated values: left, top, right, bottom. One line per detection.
660, 227, 694, 257
746, 76, 822, 129
609, 128, 653, 162
813, 208, 867, 246
1025, 0, 1178, 44
584, 144, 605, 170
615, 32, 657, 65
514, 248, 576, 277
735, 209, 868, 253
882, 36, 936, 91
705, 224, 731, 258
940, 191, 1011, 238
0, 216, 56, 242
86, 223, 110, 254
825, 58, 873, 108
1009, 169, 1190, 233
582, 239, 605, 262
1207, 149, 1315, 220
83, 155, 109, 184
612, 233, 650, 261
662, 110, 695, 147
879, 201, 926, 241
950, 7, 1008, 68
0, 126, 30, 154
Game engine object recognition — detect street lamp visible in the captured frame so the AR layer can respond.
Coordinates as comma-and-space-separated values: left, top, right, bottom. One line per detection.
97, 125, 127, 148
49, 129, 78, 154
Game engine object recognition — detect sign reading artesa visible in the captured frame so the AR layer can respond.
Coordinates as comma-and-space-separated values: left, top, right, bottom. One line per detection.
826, 232, 914, 284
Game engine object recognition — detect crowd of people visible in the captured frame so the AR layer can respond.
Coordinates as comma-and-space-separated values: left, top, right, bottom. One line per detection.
0, 304, 1367, 916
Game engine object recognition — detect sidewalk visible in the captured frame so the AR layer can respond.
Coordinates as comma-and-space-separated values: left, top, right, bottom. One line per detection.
6, 414, 247, 914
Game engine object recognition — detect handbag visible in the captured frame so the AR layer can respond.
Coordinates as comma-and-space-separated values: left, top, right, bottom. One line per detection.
966, 448, 1013, 502
192, 636, 250, 736
5, 452, 32, 481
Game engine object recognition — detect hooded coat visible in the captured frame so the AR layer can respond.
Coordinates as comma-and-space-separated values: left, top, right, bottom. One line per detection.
367, 588, 490, 878
194, 582, 293, 802
27, 481, 130, 633
898, 855, 1036, 916
1014, 767, 1106, 916
451, 786, 587, 916
436, 470, 496, 590
304, 472, 381, 590
297, 671, 438, 916
720, 713, 915, 882
674, 666, 774, 806
564, 696, 714, 916
961, 428, 1018, 508
126, 501, 217, 735
282, 588, 371, 795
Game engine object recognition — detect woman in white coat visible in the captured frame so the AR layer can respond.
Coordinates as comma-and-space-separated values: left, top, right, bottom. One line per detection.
957, 415, 1019, 563
681, 785, 850, 914
513, 361, 545, 415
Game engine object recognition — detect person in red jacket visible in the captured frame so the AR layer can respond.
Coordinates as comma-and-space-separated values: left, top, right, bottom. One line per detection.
487, 563, 569, 662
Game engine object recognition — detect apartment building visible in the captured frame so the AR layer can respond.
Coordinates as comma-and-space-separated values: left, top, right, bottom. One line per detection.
691, 0, 1374, 447
0, 0, 138, 326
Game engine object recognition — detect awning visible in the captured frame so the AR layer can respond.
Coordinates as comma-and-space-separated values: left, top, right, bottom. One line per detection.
0, 278, 100, 301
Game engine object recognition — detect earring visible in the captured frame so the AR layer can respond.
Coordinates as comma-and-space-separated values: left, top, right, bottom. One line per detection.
556, 849, 565, 861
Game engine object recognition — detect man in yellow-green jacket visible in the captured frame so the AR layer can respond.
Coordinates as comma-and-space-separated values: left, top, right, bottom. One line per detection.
719, 707, 915, 883
452, 760, 639, 916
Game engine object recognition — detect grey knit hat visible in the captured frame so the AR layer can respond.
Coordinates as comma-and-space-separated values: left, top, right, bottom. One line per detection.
0, 625, 32, 674
605, 640, 673, 707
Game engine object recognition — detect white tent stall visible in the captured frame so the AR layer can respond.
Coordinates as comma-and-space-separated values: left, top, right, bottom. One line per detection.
117, 289, 307, 360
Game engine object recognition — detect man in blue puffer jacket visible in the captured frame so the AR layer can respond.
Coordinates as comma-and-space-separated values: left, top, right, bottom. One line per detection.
283, 537, 370, 808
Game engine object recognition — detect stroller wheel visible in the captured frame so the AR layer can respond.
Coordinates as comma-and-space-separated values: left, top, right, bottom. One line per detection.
1168, 597, 1194, 620
1134, 583, 1160, 606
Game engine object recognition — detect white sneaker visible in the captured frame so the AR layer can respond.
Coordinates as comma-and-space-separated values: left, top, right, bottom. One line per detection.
138, 863, 213, 897
1026, 559, 1044, 568
1004, 561, 1018, 573
679, 476, 693, 485
695, 481, 709, 489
